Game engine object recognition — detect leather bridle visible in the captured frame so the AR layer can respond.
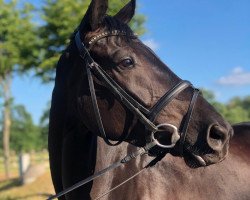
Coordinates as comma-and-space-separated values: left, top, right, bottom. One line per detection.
74, 30, 199, 152
47, 30, 200, 200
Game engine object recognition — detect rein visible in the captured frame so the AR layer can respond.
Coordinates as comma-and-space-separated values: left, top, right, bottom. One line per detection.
47, 30, 199, 199
47, 141, 161, 200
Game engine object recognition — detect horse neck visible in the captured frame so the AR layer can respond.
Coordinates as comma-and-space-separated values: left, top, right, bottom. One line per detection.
91, 138, 176, 199
91, 138, 250, 200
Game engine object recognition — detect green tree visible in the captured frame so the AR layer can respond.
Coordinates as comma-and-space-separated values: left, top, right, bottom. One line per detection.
223, 106, 249, 124
0, 104, 44, 153
201, 89, 250, 124
200, 88, 226, 113
228, 96, 250, 117
10, 105, 41, 152
39, 101, 51, 149
201, 88, 216, 103
37, 0, 146, 82
226, 96, 250, 123
0, 0, 38, 178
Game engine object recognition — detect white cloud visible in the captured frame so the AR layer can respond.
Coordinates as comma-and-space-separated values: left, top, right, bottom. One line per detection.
217, 67, 250, 86
142, 39, 159, 51
232, 66, 243, 74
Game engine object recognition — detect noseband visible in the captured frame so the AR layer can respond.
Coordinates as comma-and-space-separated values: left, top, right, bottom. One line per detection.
74, 30, 199, 154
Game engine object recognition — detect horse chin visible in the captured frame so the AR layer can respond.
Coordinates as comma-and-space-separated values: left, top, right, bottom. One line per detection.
183, 151, 207, 168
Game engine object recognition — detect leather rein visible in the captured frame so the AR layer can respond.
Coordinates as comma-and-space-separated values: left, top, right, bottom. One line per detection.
47, 30, 199, 199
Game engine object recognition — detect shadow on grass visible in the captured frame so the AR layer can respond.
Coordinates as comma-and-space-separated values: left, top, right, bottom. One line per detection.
0, 179, 52, 199
0, 178, 20, 192
0, 193, 52, 200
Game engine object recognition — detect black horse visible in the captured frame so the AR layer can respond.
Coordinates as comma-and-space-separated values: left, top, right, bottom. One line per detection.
48, 0, 232, 199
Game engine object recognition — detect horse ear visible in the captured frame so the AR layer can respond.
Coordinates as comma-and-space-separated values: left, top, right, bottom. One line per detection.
114, 0, 136, 24
82, 0, 108, 31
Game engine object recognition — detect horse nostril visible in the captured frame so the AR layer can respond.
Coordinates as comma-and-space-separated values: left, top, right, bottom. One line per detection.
210, 125, 224, 140
207, 124, 227, 150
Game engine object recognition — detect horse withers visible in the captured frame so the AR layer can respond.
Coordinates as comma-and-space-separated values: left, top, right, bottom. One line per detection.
48, 0, 233, 199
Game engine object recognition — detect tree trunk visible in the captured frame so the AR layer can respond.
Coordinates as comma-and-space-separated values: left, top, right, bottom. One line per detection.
1, 74, 12, 179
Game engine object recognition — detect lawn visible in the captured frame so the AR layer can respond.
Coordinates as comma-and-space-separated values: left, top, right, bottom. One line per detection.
0, 152, 54, 200
0, 171, 54, 200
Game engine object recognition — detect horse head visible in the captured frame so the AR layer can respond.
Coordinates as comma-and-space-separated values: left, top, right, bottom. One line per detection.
63, 0, 233, 168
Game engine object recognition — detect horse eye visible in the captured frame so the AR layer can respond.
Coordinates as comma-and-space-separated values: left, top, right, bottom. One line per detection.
120, 58, 134, 68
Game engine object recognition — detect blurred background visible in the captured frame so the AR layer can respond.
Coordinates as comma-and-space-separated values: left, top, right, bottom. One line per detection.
0, 0, 249, 199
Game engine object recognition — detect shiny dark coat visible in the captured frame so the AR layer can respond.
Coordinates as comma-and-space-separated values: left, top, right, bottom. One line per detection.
89, 122, 250, 200
48, 0, 234, 199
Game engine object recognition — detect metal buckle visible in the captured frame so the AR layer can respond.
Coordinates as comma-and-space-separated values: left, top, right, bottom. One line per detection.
151, 123, 180, 148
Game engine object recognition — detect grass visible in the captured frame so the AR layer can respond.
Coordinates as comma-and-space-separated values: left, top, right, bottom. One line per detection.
0, 171, 54, 200
0, 151, 54, 200
0, 157, 19, 180
0, 151, 48, 179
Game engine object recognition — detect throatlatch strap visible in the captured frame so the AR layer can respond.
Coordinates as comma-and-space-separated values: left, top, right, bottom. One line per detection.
86, 65, 123, 146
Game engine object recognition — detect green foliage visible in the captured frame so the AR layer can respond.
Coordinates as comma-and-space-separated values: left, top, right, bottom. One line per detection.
224, 97, 250, 123
39, 101, 51, 149
0, 103, 45, 153
10, 105, 42, 152
223, 106, 249, 124
201, 88, 216, 104
0, 0, 38, 77
201, 89, 250, 124
37, 0, 146, 82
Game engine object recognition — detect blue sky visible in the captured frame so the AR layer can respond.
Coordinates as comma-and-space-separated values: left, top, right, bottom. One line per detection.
12, 0, 250, 124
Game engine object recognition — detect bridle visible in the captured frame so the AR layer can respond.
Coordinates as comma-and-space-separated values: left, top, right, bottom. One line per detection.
74, 30, 199, 151
47, 30, 199, 200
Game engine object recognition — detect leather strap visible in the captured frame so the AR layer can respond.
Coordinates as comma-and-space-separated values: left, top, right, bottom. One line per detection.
47, 141, 156, 200
76, 32, 157, 146
148, 81, 191, 121
90, 62, 157, 131
94, 151, 166, 200
75, 30, 199, 152
179, 88, 200, 155
87, 66, 124, 145
48, 30, 201, 200
77, 32, 122, 145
